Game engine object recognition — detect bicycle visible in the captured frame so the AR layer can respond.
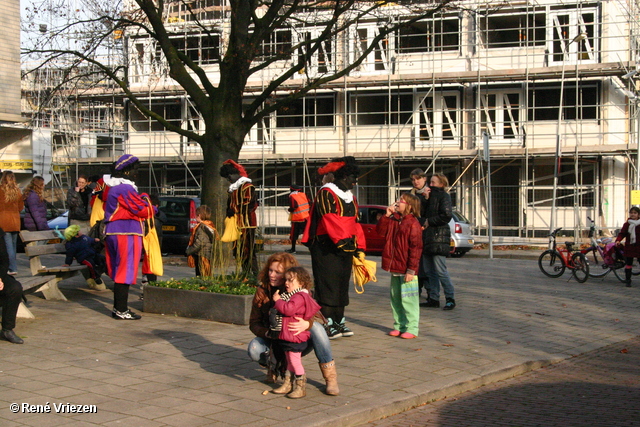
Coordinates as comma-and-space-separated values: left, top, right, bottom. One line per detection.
581, 217, 640, 282
538, 227, 590, 283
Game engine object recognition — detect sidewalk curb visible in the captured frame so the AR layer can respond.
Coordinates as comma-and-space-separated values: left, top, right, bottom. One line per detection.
282, 356, 566, 427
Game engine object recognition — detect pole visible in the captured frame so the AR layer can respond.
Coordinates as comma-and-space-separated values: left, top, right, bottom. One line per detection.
483, 132, 493, 259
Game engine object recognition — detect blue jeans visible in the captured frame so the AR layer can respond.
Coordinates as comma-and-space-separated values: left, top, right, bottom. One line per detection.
3, 231, 18, 273
247, 321, 333, 364
421, 254, 454, 300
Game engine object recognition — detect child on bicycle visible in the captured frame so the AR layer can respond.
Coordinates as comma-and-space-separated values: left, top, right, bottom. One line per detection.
615, 206, 640, 287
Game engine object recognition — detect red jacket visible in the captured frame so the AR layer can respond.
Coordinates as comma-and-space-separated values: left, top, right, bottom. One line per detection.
376, 213, 423, 275
615, 220, 640, 258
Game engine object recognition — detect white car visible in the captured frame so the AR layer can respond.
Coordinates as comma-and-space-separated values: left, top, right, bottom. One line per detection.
47, 211, 69, 230
449, 210, 475, 257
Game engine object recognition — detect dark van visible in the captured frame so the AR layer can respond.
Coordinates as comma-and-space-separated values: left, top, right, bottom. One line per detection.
158, 196, 201, 254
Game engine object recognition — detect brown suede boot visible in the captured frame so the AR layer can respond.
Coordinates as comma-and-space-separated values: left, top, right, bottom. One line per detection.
286, 374, 306, 399
271, 371, 293, 394
319, 360, 340, 395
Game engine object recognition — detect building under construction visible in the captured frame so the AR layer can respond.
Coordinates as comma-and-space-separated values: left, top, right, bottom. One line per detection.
19, 0, 640, 240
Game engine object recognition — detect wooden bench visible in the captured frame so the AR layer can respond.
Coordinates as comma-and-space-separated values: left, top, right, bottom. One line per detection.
19, 230, 89, 304
16, 275, 58, 319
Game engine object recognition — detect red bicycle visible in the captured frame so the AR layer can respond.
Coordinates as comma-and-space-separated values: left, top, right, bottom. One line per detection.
538, 227, 590, 283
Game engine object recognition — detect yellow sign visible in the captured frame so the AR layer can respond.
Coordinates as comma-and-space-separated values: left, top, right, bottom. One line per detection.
0, 160, 33, 170
632, 190, 640, 206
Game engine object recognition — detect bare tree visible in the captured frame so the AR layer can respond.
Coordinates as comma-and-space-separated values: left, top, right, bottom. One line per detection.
22, 0, 455, 221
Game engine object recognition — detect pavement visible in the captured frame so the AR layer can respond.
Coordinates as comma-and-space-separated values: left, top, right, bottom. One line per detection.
1, 244, 639, 427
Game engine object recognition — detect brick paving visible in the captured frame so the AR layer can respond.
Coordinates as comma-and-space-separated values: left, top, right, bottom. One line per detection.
1, 245, 639, 426
366, 336, 640, 426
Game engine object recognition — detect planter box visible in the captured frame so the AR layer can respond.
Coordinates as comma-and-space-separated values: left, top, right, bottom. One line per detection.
144, 286, 253, 325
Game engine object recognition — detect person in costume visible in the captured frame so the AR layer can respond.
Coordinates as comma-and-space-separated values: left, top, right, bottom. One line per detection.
286, 185, 310, 254
219, 159, 259, 275
302, 156, 365, 339
103, 154, 153, 320
186, 204, 218, 277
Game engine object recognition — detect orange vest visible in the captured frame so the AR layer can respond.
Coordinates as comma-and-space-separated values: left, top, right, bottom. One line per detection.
290, 192, 310, 222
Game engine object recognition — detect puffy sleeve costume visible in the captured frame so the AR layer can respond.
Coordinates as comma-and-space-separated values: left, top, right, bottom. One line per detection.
103, 177, 152, 285
226, 175, 259, 274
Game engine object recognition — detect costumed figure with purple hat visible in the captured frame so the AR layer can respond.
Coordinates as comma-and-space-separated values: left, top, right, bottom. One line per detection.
302, 156, 366, 339
286, 184, 310, 254
220, 159, 259, 275
103, 154, 153, 320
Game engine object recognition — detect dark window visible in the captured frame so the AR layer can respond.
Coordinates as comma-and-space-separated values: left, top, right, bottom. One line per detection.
483, 12, 546, 48
170, 33, 220, 65
351, 92, 413, 125
528, 83, 599, 121
276, 96, 335, 128
256, 29, 292, 61
396, 18, 459, 53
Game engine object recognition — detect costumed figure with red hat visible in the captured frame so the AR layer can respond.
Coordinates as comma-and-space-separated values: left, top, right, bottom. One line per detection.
302, 156, 366, 339
286, 185, 310, 254
220, 160, 259, 275
103, 154, 153, 320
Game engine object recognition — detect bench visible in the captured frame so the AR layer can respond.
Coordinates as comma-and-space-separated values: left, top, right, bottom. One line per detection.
16, 275, 58, 319
19, 230, 89, 304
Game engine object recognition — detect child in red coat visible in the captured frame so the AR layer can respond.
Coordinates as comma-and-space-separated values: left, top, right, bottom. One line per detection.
376, 192, 423, 339
615, 206, 640, 287
269, 266, 321, 399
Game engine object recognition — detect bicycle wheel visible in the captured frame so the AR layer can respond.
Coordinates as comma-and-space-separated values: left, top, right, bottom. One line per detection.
631, 258, 640, 276
583, 248, 609, 278
538, 250, 565, 278
613, 264, 627, 283
571, 252, 589, 283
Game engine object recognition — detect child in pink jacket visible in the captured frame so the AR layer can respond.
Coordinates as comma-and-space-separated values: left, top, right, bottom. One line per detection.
269, 266, 321, 398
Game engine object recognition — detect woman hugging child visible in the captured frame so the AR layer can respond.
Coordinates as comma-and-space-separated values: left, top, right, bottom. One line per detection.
269, 266, 321, 399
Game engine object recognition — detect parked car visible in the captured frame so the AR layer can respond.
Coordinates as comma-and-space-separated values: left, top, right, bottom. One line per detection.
158, 196, 201, 254
47, 210, 69, 230
358, 205, 475, 257
449, 210, 475, 257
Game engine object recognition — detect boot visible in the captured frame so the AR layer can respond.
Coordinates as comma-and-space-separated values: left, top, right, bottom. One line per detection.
265, 366, 277, 384
625, 269, 632, 287
319, 360, 340, 396
286, 374, 306, 399
272, 371, 293, 394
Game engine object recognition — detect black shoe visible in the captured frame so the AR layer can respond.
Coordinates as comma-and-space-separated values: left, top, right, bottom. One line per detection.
284, 249, 296, 254
420, 298, 440, 308
1, 329, 24, 344
338, 318, 354, 337
112, 309, 142, 320
324, 322, 342, 340
443, 298, 456, 311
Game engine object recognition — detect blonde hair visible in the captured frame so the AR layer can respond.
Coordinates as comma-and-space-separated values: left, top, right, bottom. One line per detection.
431, 173, 449, 190
401, 192, 421, 218
0, 171, 21, 203
23, 176, 46, 202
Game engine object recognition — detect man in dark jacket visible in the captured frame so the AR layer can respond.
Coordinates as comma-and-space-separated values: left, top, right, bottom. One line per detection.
0, 227, 24, 344
420, 173, 455, 310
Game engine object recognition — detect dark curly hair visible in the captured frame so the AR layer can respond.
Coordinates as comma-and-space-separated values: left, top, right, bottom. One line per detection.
332, 156, 359, 180
219, 163, 238, 179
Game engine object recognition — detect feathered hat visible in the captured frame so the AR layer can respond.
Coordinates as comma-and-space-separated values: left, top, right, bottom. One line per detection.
220, 159, 248, 178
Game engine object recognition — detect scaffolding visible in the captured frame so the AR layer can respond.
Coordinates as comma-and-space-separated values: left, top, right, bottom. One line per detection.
20, 0, 640, 239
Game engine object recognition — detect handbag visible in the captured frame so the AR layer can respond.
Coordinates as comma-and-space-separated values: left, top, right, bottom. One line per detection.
352, 251, 377, 294
220, 215, 241, 242
142, 197, 163, 276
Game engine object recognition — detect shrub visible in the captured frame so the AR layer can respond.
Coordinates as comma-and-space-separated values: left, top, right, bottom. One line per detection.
150, 275, 258, 295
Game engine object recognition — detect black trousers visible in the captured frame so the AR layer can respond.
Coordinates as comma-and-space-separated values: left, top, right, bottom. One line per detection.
0, 276, 22, 330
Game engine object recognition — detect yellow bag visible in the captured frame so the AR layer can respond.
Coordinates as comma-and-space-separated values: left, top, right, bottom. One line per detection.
352, 252, 377, 294
141, 197, 163, 276
221, 215, 241, 242
143, 225, 164, 276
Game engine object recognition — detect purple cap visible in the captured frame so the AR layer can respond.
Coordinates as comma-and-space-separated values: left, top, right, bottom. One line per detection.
114, 154, 139, 171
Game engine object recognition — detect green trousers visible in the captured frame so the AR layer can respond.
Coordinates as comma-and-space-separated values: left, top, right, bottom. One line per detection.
389, 275, 420, 336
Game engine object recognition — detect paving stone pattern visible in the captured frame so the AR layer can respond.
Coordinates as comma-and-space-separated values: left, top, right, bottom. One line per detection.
1, 247, 639, 426
366, 336, 640, 426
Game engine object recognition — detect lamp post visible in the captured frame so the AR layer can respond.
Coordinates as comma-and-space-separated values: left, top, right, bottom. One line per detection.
549, 31, 588, 238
